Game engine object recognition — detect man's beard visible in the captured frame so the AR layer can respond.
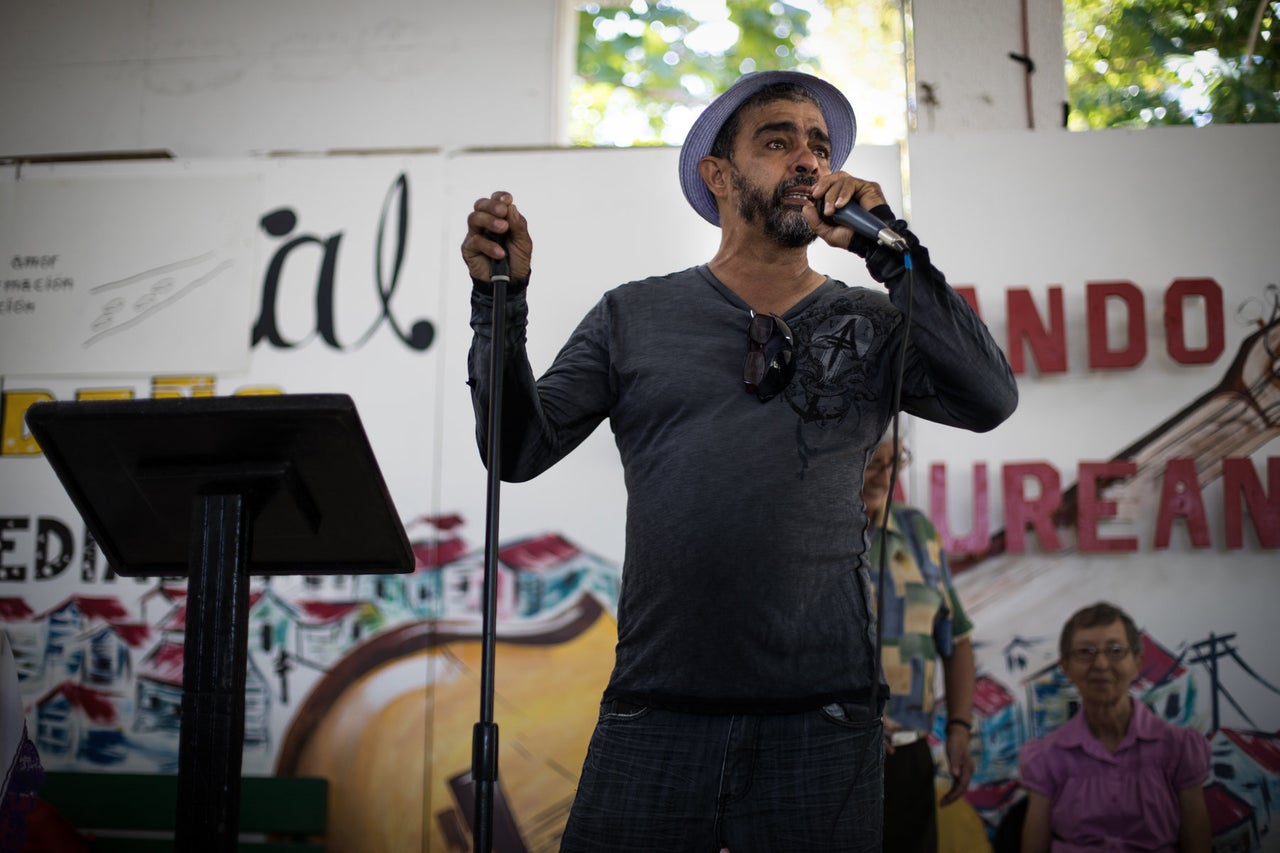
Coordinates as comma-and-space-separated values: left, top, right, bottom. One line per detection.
730, 170, 819, 248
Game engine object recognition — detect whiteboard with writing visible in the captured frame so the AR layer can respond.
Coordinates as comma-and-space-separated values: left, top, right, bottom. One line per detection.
0, 171, 260, 376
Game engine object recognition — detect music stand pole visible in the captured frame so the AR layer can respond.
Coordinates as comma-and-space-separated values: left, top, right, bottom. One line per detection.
473, 240, 510, 852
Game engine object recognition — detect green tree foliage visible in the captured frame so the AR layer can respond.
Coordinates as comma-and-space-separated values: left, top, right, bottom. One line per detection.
571, 0, 817, 146
570, 0, 906, 146
1065, 0, 1279, 128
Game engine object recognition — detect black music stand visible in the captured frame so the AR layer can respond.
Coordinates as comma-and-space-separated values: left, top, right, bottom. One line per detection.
26, 393, 414, 853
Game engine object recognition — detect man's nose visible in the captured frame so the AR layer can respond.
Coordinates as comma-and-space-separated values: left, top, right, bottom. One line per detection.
792, 147, 820, 174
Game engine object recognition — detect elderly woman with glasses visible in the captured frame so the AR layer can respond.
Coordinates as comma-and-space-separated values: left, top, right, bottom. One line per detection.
1019, 602, 1211, 852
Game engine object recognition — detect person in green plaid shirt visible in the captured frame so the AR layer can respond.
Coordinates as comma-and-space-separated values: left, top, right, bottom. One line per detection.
864, 434, 976, 853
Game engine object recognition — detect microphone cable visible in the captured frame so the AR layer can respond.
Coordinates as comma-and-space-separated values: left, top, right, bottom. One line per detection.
871, 250, 915, 720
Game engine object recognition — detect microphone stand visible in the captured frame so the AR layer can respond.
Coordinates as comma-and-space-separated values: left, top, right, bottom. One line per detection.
473, 234, 510, 853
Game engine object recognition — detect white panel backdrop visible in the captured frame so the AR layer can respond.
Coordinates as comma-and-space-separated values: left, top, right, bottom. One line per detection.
2, 129, 1278, 850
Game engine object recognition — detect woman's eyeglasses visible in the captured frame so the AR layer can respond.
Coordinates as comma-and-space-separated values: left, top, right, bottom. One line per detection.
744, 311, 796, 402
866, 450, 912, 476
1067, 644, 1132, 665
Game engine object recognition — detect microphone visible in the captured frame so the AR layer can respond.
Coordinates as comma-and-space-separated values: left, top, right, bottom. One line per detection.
825, 202, 909, 253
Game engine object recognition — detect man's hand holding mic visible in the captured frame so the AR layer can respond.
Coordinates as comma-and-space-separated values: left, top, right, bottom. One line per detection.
802, 174, 909, 253
463, 191, 534, 282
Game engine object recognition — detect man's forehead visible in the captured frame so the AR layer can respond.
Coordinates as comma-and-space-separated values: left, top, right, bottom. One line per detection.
740, 98, 829, 136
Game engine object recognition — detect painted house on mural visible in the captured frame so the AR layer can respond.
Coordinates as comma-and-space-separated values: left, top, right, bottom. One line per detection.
290, 598, 383, 666
399, 523, 469, 620
0, 597, 41, 682
954, 674, 1029, 834
248, 588, 295, 663
1134, 632, 1198, 728
351, 514, 469, 621
33, 681, 122, 765
1210, 728, 1280, 845
134, 640, 188, 737
964, 778, 1022, 839
75, 620, 150, 689
154, 587, 295, 718
40, 595, 130, 683
134, 638, 271, 746
971, 673, 1022, 783
138, 581, 187, 626
502, 532, 619, 618
1023, 660, 1078, 740
1205, 781, 1262, 852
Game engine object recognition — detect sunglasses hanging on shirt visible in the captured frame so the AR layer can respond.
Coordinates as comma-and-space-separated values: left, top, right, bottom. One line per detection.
743, 310, 796, 402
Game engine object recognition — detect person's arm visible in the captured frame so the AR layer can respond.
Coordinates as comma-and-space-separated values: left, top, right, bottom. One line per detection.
863, 217, 1019, 434
1020, 790, 1052, 853
1177, 785, 1211, 853
462, 190, 613, 481
939, 636, 976, 806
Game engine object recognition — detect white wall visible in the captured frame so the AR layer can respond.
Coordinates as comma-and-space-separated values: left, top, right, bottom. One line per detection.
912, 0, 1068, 132
0, 0, 563, 158
0, 0, 1067, 159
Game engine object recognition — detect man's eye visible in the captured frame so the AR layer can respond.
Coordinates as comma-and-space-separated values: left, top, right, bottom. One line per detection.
814, 148, 831, 159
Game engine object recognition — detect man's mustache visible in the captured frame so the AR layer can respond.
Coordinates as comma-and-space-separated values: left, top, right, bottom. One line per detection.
774, 175, 818, 204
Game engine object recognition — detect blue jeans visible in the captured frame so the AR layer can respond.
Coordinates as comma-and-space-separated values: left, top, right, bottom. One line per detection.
560, 700, 884, 852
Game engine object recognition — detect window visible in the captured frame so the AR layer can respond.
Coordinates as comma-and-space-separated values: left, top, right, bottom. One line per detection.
568, 0, 909, 148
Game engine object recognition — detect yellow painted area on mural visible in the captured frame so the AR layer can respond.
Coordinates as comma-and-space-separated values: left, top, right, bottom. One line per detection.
75, 388, 135, 401
1, 390, 51, 455
936, 779, 993, 852
152, 375, 216, 397
290, 609, 617, 853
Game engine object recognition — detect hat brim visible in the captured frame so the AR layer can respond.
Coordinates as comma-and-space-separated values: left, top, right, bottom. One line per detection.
679, 70, 857, 227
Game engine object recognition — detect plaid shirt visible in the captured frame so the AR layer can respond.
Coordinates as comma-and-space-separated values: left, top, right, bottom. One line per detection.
868, 504, 973, 732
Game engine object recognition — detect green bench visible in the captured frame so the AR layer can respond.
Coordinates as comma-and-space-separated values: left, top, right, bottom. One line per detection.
36, 772, 328, 853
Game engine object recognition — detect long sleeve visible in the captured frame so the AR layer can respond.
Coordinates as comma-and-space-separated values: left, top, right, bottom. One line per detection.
467, 276, 614, 482
864, 214, 1019, 433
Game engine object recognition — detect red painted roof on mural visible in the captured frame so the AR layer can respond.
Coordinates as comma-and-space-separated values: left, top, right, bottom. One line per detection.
142, 583, 188, 604
412, 536, 466, 569
44, 595, 129, 621
102, 622, 152, 648
1203, 782, 1254, 832
963, 779, 1019, 810
139, 641, 187, 686
1135, 631, 1186, 687
37, 682, 119, 724
498, 533, 581, 572
0, 597, 35, 620
1219, 728, 1280, 775
415, 513, 465, 532
293, 600, 365, 624
159, 607, 187, 632
973, 675, 1015, 716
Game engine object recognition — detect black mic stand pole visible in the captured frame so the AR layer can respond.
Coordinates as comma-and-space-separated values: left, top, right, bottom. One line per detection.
473, 233, 510, 853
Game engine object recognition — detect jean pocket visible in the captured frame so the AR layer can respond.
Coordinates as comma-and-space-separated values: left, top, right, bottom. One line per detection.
820, 701, 881, 729
599, 699, 649, 721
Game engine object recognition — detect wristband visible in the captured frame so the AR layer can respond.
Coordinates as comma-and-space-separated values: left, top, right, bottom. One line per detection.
946, 718, 972, 733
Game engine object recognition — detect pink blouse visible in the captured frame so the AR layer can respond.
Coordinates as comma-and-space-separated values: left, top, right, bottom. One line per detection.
1019, 699, 1210, 851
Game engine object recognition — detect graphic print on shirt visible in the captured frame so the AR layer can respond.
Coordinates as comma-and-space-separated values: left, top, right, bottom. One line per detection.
783, 296, 895, 474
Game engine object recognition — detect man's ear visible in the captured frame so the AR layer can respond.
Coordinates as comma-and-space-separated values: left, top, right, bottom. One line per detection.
698, 155, 730, 203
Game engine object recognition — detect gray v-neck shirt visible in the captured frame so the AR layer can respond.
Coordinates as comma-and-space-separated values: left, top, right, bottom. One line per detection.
469, 246, 1016, 714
